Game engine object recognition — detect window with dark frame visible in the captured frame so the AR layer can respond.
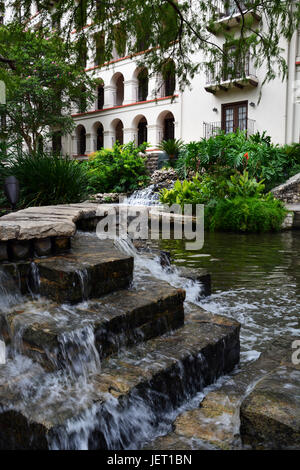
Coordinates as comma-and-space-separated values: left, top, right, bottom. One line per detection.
222, 101, 248, 134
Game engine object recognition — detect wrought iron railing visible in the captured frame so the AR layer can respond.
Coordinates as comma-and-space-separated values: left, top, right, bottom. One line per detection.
203, 119, 255, 139
213, 0, 248, 17
205, 54, 256, 85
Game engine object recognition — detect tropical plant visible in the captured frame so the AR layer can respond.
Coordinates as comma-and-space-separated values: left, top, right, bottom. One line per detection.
206, 194, 287, 233
84, 141, 150, 193
158, 139, 184, 157
159, 172, 230, 208
3, 152, 88, 207
178, 131, 300, 191
227, 171, 265, 198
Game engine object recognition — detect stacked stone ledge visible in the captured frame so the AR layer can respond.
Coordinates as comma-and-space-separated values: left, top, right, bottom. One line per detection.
271, 172, 300, 203
0, 203, 101, 262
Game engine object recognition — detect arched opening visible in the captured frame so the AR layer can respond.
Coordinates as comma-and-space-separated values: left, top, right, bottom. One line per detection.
137, 68, 148, 102
76, 125, 86, 155
162, 60, 176, 97
52, 131, 62, 155
137, 117, 148, 145
157, 111, 175, 143
111, 72, 124, 106
163, 112, 175, 140
94, 122, 104, 150
97, 84, 104, 110
112, 119, 123, 145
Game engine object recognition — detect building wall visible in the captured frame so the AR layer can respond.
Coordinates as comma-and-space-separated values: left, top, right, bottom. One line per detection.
66, 12, 300, 157
3, 3, 300, 155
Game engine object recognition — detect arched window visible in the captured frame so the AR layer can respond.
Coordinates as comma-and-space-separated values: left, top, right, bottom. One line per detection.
163, 61, 176, 97
96, 123, 104, 150
115, 74, 124, 106
137, 68, 148, 102
97, 84, 104, 110
115, 120, 123, 145
138, 117, 147, 145
76, 125, 86, 155
164, 112, 175, 140
52, 132, 62, 155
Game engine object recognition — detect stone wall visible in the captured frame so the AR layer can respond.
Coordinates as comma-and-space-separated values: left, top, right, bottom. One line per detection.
272, 172, 300, 203
146, 152, 160, 174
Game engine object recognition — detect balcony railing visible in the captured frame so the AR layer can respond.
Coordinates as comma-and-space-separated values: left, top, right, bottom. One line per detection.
206, 54, 252, 84
208, 1, 261, 31
214, 0, 248, 18
203, 119, 255, 139
205, 55, 258, 93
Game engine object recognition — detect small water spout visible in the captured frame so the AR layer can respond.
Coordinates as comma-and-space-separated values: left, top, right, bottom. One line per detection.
0, 269, 22, 312
75, 269, 89, 301
28, 262, 40, 297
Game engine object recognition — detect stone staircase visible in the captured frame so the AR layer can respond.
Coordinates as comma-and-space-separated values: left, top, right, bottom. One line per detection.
0, 232, 240, 450
145, 336, 300, 450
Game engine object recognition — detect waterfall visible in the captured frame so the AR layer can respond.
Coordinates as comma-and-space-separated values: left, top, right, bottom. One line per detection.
57, 324, 101, 378
114, 237, 203, 303
0, 269, 22, 312
127, 185, 160, 206
75, 269, 89, 301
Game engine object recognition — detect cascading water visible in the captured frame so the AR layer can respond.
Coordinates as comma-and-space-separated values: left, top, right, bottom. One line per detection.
0, 231, 241, 450
126, 185, 160, 206
28, 262, 40, 296
75, 269, 89, 301
0, 269, 22, 312
114, 237, 204, 304
57, 324, 101, 378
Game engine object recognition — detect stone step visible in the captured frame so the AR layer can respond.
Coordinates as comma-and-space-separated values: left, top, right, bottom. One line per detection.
0, 306, 240, 449
35, 236, 134, 303
0, 277, 185, 371
240, 353, 300, 449
145, 336, 297, 450
1, 235, 134, 303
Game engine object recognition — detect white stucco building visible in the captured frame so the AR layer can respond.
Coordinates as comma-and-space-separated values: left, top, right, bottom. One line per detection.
3, 1, 300, 161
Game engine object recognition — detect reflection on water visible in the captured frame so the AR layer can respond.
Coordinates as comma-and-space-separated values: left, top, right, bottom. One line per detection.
157, 231, 300, 363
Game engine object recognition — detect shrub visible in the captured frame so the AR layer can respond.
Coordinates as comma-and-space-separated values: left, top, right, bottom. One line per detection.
160, 174, 218, 208
84, 142, 150, 193
161, 170, 287, 232
178, 131, 300, 191
227, 170, 265, 198
206, 194, 287, 233
160, 171, 236, 208
3, 152, 88, 207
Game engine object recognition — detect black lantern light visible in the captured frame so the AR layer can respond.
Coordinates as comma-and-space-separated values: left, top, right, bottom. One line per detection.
4, 176, 20, 211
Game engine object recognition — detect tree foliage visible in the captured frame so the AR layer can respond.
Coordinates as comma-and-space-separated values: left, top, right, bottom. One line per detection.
0, 22, 96, 152
6, 0, 300, 90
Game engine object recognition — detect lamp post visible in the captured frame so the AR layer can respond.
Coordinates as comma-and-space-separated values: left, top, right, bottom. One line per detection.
4, 176, 20, 212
